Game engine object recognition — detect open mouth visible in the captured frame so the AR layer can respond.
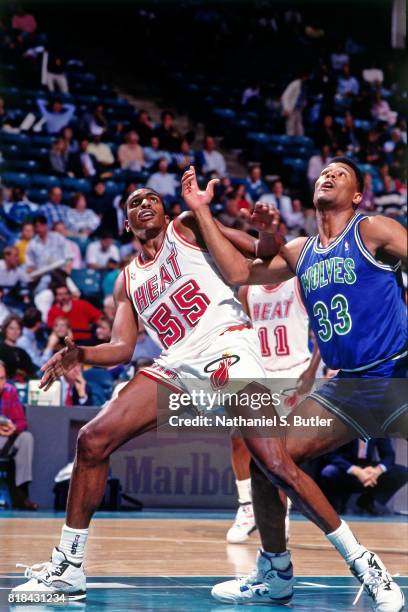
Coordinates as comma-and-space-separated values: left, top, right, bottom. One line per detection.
320, 180, 335, 190
138, 210, 155, 221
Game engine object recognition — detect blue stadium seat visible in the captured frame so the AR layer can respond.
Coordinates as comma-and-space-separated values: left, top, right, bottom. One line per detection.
354, 119, 372, 131
103, 181, 122, 195
31, 135, 55, 147
23, 147, 49, 162
71, 269, 102, 299
31, 174, 60, 188
1, 144, 20, 159
27, 188, 49, 204
358, 164, 377, 176
61, 177, 91, 193
4, 160, 39, 173
0, 172, 32, 188
213, 108, 237, 121
0, 132, 30, 146
247, 132, 271, 143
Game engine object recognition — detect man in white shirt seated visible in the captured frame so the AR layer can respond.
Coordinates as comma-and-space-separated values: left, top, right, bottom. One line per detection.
199, 136, 227, 177
146, 158, 178, 199
259, 179, 294, 224
85, 232, 120, 271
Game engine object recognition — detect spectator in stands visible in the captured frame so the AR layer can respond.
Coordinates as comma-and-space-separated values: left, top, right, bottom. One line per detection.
198, 136, 227, 177
117, 130, 145, 171
16, 307, 51, 367
68, 137, 98, 178
168, 201, 182, 220
241, 82, 261, 108
5, 187, 38, 226
320, 439, 408, 515
362, 61, 384, 86
80, 104, 108, 136
330, 42, 349, 71
336, 64, 360, 99
36, 98, 76, 135
146, 157, 178, 199
44, 316, 72, 354
373, 175, 407, 220
217, 194, 247, 229
0, 360, 37, 510
371, 91, 398, 127
49, 138, 70, 176
0, 246, 30, 290
0, 315, 37, 381
15, 222, 34, 265
100, 194, 126, 240
285, 199, 307, 238
280, 71, 309, 136
95, 315, 112, 344
0, 97, 14, 129
338, 112, 362, 154
85, 232, 120, 271
244, 164, 268, 204
47, 284, 102, 342
315, 114, 339, 149
143, 135, 172, 170
259, 179, 293, 222
45, 48, 69, 94
26, 215, 72, 296
154, 110, 181, 152
103, 295, 116, 322
66, 192, 100, 237
60, 126, 79, 154
172, 138, 195, 174
307, 145, 332, 190
361, 129, 383, 165
87, 131, 115, 170
0, 290, 11, 326
53, 222, 82, 269
132, 319, 160, 366
134, 109, 154, 146
42, 186, 70, 227
62, 364, 95, 406
87, 180, 113, 218
11, 5, 37, 34
359, 173, 376, 212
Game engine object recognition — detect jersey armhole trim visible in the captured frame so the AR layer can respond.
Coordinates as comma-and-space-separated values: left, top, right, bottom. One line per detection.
173, 218, 208, 252
295, 237, 314, 276
123, 266, 131, 301
294, 277, 308, 314
354, 219, 401, 273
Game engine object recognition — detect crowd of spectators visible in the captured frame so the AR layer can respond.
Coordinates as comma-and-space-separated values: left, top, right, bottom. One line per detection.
0, 7, 406, 389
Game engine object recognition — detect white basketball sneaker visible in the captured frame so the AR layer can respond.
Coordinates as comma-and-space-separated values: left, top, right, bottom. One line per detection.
12, 547, 86, 601
226, 503, 257, 544
211, 549, 295, 604
350, 550, 404, 612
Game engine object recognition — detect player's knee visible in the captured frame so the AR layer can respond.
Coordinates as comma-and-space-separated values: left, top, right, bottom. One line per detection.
77, 423, 109, 465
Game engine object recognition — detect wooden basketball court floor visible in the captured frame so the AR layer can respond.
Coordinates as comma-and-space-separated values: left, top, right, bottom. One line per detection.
0, 511, 407, 611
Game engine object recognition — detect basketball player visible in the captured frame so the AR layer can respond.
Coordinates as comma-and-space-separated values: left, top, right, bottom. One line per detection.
227, 278, 320, 544
182, 161, 406, 611
12, 185, 281, 600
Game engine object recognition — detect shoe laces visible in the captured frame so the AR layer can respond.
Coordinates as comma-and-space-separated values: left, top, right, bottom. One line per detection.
234, 504, 253, 527
16, 561, 53, 580
353, 568, 396, 606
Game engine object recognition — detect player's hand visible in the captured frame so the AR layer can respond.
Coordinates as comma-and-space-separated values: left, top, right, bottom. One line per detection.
250, 202, 280, 234
181, 166, 219, 211
39, 337, 81, 391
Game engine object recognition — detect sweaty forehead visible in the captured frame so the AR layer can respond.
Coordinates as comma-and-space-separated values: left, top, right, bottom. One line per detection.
321, 163, 352, 176
128, 189, 159, 203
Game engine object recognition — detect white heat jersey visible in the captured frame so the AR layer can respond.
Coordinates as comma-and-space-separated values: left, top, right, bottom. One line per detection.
247, 278, 310, 372
124, 220, 249, 362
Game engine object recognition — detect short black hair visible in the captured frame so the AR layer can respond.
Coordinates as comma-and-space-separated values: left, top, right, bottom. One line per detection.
33, 214, 48, 225
22, 307, 42, 329
125, 188, 166, 215
328, 156, 364, 193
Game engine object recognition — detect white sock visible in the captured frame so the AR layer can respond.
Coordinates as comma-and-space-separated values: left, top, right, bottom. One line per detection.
261, 549, 291, 571
59, 524, 88, 563
236, 478, 252, 505
326, 520, 366, 565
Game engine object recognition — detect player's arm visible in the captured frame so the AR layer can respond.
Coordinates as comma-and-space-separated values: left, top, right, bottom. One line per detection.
175, 207, 284, 260
359, 216, 407, 263
296, 339, 321, 396
181, 167, 296, 284
39, 272, 138, 390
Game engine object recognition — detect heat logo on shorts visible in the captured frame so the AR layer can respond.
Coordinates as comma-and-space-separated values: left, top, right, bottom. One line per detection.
204, 352, 240, 390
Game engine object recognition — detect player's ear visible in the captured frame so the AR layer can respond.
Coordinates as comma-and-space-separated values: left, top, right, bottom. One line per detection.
125, 219, 130, 233
165, 214, 170, 223
352, 192, 363, 207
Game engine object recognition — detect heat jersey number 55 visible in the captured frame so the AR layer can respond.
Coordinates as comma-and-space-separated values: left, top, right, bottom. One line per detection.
148, 280, 210, 348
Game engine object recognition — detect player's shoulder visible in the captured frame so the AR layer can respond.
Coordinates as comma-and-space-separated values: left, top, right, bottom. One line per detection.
359, 214, 400, 233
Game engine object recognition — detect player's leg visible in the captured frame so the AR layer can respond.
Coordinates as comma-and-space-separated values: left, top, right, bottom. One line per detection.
13, 374, 160, 600
226, 437, 255, 543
